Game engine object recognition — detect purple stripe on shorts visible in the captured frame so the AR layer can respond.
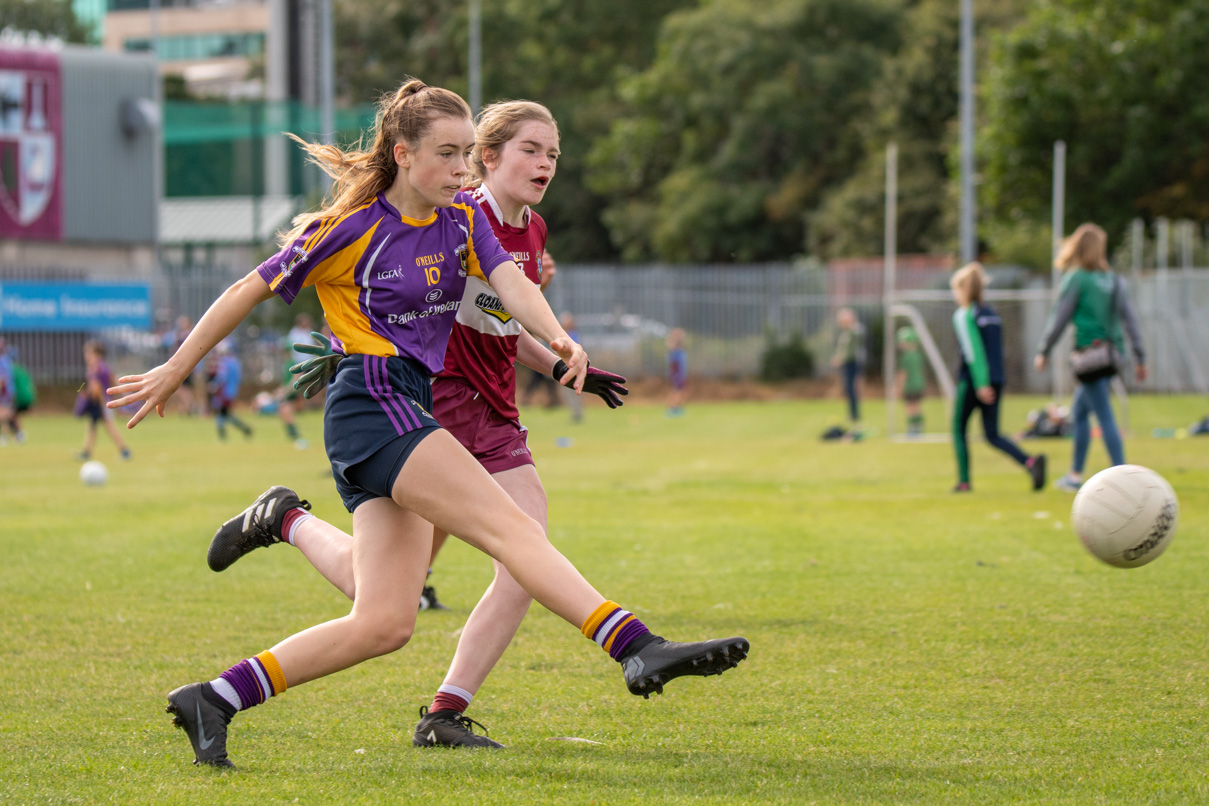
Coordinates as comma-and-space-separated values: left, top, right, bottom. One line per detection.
376, 356, 423, 432
374, 355, 422, 431
384, 360, 427, 435
364, 355, 405, 436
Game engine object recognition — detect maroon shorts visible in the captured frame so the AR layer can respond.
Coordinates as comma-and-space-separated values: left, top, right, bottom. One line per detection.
432, 378, 534, 474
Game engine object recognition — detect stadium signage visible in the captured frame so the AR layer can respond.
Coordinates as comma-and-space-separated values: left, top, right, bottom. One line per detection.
0, 282, 151, 331
0, 48, 63, 240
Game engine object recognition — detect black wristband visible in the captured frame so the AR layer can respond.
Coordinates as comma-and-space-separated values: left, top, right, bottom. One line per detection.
551, 359, 569, 381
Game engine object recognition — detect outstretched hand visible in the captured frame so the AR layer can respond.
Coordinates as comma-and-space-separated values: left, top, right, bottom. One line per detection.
548, 336, 587, 393
106, 363, 186, 428
290, 331, 341, 399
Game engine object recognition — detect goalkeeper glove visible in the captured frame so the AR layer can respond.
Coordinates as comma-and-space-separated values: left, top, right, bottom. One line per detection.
290, 331, 342, 399
551, 360, 628, 408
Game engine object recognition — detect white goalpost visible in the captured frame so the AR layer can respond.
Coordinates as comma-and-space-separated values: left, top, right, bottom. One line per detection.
882, 142, 957, 442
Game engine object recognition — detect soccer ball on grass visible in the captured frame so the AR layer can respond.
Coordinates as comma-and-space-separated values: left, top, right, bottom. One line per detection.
80, 460, 109, 487
1071, 464, 1178, 568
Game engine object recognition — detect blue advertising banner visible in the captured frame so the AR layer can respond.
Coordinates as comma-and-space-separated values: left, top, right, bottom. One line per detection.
0, 282, 152, 331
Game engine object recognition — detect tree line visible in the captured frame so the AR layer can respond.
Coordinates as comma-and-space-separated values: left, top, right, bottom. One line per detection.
13, 0, 1209, 267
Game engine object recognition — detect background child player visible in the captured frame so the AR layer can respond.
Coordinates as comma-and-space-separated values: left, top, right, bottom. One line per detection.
207, 342, 252, 441
74, 340, 132, 462
275, 313, 316, 449
830, 307, 864, 426
896, 326, 926, 436
0, 336, 25, 445
106, 79, 746, 768
665, 327, 687, 417
949, 263, 1045, 493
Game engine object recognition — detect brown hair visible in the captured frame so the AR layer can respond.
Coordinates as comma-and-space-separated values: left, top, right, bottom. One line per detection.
1055, 223, 1110, 272
281, 78, 472, 244
466, 100, 559, 188
950, 262, 988, 305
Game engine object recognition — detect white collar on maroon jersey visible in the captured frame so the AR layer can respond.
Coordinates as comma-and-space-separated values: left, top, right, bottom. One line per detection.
472, 183, 529, 228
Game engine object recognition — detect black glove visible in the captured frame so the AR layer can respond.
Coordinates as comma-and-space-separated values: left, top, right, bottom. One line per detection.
551, 360, 628, 408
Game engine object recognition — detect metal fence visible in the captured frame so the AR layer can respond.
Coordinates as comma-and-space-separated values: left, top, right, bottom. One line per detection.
546, 262, 1209, 396
4, 261, 1207, 396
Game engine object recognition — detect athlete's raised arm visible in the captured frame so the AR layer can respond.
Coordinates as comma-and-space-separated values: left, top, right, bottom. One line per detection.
488, 261, 587, 391
107, 271, 275, 428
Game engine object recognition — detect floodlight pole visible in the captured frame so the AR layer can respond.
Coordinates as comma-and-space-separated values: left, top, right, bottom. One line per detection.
469, 0, 482, 117
318, 0, 335, 191
883, 143, 899, 438
1050, 140, 1066, 401
958, 0, 976, 264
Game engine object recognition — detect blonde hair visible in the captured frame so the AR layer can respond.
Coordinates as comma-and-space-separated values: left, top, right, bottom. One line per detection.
950, 262, 988, 305
465, 100, 559, 188
1055, 223, 1110, 272
281, 78, 471, 244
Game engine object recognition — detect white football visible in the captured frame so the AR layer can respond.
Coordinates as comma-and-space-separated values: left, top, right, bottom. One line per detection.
80, 460, 109, 487
1072, 464, 1178, 568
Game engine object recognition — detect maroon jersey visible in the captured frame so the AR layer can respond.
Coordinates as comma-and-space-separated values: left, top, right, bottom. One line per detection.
438, 184, 547, 419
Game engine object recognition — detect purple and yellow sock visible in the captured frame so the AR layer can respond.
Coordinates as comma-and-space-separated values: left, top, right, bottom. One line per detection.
210, 650, 288, 713
581, 600, 651, 661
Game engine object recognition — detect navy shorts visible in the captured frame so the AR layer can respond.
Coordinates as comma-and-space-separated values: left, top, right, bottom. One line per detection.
76, 398, 107, 423
324, 354, 441, 512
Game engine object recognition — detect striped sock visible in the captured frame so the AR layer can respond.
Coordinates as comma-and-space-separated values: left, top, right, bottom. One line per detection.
430, 684, 473, 714
280, 508, 313, 546
210, 650, 288, 712
581, 600, 651, 662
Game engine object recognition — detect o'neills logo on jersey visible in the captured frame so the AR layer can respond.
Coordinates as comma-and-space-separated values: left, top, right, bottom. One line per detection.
280, 245, 309, 278
475, 292, 512, 324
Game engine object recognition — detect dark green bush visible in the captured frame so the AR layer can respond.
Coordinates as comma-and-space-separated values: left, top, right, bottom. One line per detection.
760, 333, 814, 381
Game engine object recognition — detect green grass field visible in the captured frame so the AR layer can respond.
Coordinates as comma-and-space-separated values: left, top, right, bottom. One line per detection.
3, 394, 1208, 804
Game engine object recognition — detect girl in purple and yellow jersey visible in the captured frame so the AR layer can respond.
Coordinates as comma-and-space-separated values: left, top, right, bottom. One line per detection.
208, 101, 631, 749
107, 79, 747, 769
75, 340, 131, 462
950, 263, 1045, 493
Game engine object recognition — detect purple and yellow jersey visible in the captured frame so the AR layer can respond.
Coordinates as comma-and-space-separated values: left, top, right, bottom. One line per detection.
256, 191, 514, 375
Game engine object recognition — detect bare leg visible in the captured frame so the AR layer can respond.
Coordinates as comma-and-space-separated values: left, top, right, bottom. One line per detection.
267, 497, 431, 686
280, 463, 546, 697
430, 530, 449, 567
392, 430, 603, 627
279, 399, 297, 428
102, 416, 130, 453
292, 517, 355, 600
439, 464, 545, 694
82, 421, 97, 456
